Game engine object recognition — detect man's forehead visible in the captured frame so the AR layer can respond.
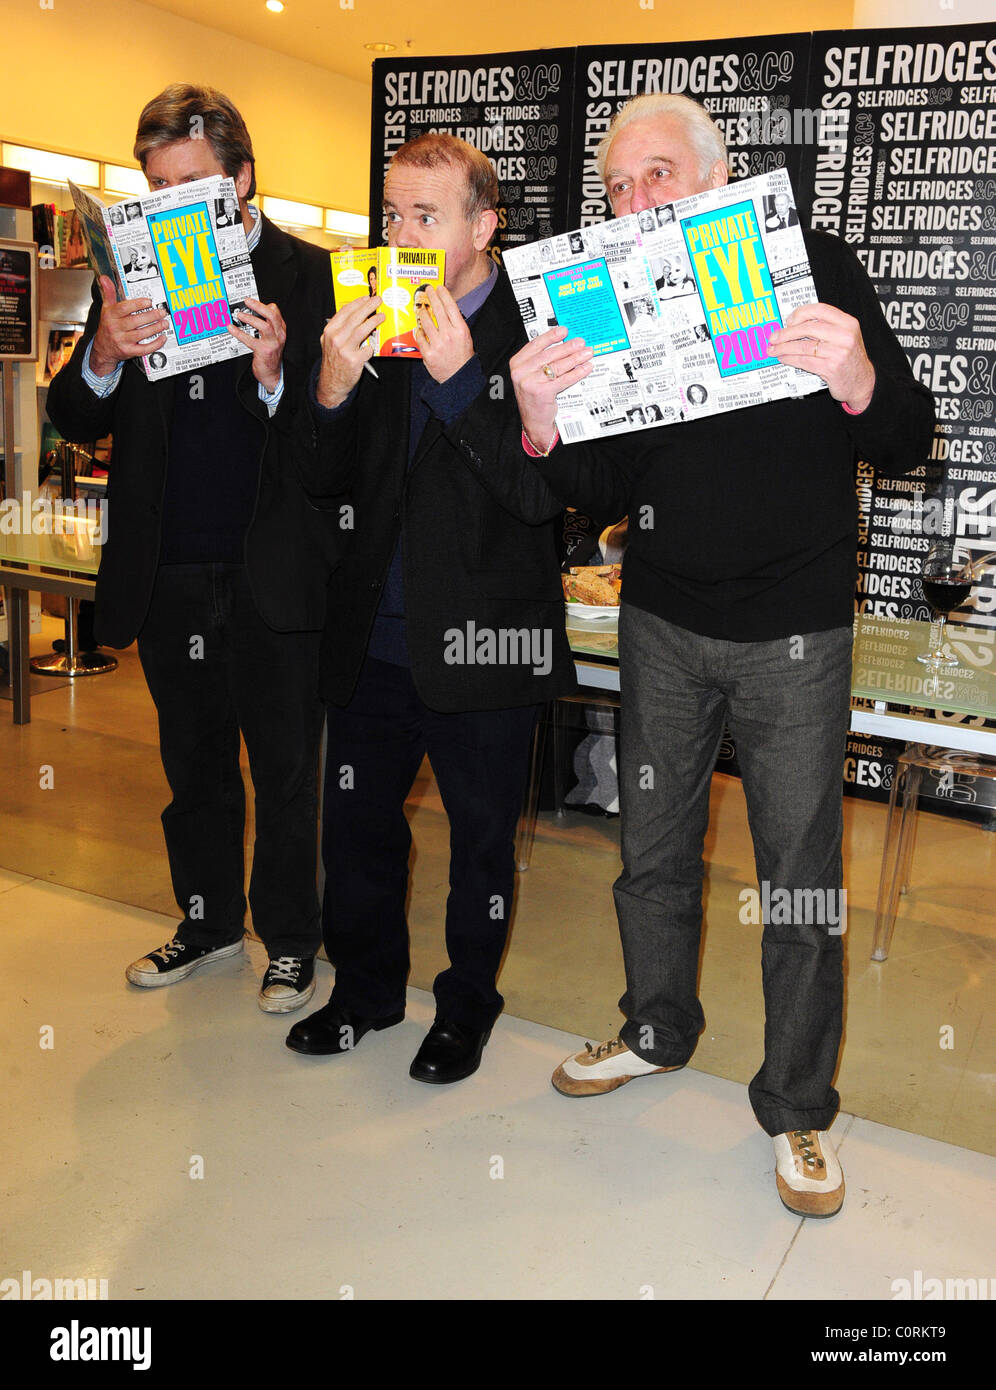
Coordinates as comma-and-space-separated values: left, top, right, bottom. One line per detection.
605, 116, 693, 171
146, 138, 223, 171
150, 137, 208, 161
385, 161, 464, 205
383, 189, 440, 210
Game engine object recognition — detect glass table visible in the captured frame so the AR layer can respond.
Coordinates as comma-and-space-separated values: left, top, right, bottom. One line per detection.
0, 523, 104, 724
566, 611, 619, 690
851, 613, 996, 959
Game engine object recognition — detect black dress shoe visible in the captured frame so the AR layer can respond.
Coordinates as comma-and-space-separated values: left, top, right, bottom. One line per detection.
409, 1018, 492, 1084
285, 999, 404, 1055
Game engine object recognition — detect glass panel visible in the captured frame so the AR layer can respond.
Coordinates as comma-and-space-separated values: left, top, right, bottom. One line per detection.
851, 614, 996, 721
0, 524, 101, 575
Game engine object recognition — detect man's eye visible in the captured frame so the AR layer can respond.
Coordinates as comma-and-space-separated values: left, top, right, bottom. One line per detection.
653, 167, 671, 179
420, 214, 435, 225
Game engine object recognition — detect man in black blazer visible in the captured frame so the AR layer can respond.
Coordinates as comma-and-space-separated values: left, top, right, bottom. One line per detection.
47, 84, 337, 1014
286, 133, 576, 1082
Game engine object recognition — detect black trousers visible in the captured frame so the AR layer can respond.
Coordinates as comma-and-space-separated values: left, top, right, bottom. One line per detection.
322, 655, 538, 1030
137, 562, 323, 959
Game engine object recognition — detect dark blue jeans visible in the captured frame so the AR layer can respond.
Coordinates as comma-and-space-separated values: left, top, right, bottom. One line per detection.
613, 605, 852, 1136
321, 655, 538, 1030
137, 563, 323, 959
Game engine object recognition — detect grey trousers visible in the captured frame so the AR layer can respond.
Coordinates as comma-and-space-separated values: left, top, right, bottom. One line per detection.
613, 604, 852, 1136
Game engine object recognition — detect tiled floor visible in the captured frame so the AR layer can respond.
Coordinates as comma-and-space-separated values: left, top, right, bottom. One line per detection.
1, 619, 994, 1301
0, 872, 992, 1302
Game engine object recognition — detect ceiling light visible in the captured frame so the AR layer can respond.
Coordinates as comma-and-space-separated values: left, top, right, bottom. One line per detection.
2, 144, 99, 188
261, 195, 323, 229
325, 209, 369, 238
103, 163, 147, 197
364, 43, 397, 53
266, 2, 284, 12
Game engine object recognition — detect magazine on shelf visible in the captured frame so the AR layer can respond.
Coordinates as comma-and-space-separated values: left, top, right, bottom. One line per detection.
60, 209, 90, 269
502, 169, 824, 442
32, 203, 58, 265
39, 326, 83, 385
67, 176, 258, 381
330, 246, 445, 358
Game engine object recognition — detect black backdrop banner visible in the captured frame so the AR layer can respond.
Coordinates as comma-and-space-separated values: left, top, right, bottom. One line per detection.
367, 26, 996, 821
369, 49, 576, 258
799, 25, 996, 816
569, 34, 813, 227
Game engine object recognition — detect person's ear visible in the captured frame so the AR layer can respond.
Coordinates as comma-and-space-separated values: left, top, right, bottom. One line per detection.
473, 208, 500, 251
233, 161, 253, 200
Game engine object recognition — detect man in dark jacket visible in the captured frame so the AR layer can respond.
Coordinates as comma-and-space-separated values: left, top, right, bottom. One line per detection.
498, 94, 936, 1216
286, 133, 575, 1082
47, 84, 337, 1014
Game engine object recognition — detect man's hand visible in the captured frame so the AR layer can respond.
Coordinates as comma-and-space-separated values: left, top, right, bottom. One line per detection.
768, 303, 875, 413
414, 285, 473, 384
315, 297, 385, 409
89, 274, 169, 377
229, 296, 287, 394
509, 325, 593, 448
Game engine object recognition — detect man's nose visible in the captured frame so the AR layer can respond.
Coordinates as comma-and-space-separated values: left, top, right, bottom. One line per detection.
629, 179, 656, 214
394, 221, 423, 248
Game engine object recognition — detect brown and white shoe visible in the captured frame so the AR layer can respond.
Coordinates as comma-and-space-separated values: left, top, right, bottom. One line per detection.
552, 1037, 682, 1097
773, 1129, 845, 1218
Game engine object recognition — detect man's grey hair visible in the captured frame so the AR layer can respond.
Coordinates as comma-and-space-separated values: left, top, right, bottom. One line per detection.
595, 94, 729, 185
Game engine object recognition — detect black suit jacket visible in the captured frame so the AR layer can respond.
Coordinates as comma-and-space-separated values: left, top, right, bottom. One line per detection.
46, 214, 339, 648
298, 267, 577, 713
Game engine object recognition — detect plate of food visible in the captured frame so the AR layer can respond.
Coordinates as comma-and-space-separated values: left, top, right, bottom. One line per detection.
563, 565, 621, 619
567, 602, 619, 621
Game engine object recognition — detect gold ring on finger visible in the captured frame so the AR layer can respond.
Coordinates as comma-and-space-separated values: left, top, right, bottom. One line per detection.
542, 363, 556, 380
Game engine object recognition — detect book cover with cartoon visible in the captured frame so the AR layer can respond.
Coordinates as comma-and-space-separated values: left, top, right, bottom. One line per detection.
331, 247, 445, 357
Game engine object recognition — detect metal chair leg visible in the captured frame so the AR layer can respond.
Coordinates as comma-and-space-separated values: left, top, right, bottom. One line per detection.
515, 707, 548, 872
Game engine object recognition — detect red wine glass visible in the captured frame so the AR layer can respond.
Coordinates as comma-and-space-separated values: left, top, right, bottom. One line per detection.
917, 543, 973, 669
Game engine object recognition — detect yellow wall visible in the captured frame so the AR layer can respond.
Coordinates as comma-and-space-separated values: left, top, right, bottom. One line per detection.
0, 0, 373, 213
1, 0, 858, 214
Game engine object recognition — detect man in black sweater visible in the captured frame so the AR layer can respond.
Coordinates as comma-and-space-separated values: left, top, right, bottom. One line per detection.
47, 85, 337, 1014
496, 95, 935, 1216
286, 134, 575, 1083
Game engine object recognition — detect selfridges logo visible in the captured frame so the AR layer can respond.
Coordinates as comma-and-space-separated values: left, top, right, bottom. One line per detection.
443, 621, 552, 676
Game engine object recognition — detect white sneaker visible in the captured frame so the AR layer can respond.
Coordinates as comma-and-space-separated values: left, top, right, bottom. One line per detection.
552, 1037, 682, 1097
126, 935, 244, 988
258, 956, 316, 1014
773, 1128, 845, 1217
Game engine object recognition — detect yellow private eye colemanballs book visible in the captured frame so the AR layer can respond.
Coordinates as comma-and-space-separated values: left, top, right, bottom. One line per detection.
330, 246, 445, 358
